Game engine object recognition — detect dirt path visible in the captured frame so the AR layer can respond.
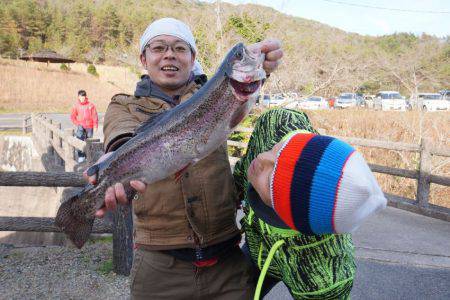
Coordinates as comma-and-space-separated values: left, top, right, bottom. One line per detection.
0, 242, 129, 299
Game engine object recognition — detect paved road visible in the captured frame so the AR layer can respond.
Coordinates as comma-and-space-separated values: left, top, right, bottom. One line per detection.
266, 257, 450, 300
0, 113, 104, 138
2, 113, 450, 299
0, 113, 28, 129
262, 206, 450, 299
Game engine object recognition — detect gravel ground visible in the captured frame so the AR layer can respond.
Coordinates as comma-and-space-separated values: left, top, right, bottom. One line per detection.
0, 242, 130, 299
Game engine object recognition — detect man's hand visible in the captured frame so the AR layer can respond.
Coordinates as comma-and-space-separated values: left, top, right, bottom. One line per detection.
83, 151, 147, 218
248, 39, 283, 74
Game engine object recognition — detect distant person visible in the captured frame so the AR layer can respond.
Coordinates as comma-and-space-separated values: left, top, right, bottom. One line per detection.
70, 90, 98, 162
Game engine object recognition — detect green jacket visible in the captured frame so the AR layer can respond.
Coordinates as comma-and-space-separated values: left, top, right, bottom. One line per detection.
233, 108, 355, 300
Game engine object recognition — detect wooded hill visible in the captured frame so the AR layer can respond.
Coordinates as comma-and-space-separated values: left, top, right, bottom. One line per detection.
1, 0, 449, 97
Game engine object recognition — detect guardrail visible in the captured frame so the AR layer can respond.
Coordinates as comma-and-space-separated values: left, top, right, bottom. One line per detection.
0, 116, 32, 133
0, 113, 449, 277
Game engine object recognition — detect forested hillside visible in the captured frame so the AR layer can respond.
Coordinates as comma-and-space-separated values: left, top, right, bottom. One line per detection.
1, 0, 449, 96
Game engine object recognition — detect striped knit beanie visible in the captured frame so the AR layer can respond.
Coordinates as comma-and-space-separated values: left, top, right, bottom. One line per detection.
271, 133, 386, 235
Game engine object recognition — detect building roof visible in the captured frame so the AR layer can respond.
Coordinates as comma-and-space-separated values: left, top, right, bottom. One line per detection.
20, 50, 75, 63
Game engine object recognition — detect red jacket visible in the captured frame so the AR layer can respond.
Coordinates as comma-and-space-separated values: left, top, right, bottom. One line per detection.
70, 98, 98, 129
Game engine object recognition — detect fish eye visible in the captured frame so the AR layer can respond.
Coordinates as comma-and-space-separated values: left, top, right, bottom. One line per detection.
235, 50, 243, 60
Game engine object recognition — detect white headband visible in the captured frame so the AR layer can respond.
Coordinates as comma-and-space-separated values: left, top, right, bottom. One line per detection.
139, 18, 204, 75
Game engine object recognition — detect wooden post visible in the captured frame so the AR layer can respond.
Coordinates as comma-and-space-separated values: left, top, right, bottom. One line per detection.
35, 116, 45, 154
34, 116, 41, 152
31, 115, 36, 138
47, 119, 54, 156
55, 122, 63, 149
54, 122, 63, 166
63, 128, 76, 172
84, 138, 133, 275
22, 117, 27, 134
113, 205, 134, 276
417, 138, 432, 208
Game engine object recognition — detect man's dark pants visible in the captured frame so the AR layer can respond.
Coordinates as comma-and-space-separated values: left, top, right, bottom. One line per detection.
130, 246, 256, 299
75, 126, 93, 159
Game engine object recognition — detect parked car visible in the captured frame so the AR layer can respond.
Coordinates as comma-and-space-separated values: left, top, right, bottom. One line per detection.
261, 93, 286, 107
374, 91, 407, 111
296, 96, 329, 110
417, 93, 449, 111
335, 93, 357, 109
439, 89, 450, 101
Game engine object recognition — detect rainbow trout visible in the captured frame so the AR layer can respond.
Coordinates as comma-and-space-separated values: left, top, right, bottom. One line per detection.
55, 43, 266, 248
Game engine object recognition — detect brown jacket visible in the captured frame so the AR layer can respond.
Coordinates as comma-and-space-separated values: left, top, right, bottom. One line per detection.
103, 81, 239, 249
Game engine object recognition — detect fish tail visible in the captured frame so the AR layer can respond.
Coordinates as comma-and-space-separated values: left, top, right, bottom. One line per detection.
55, 193, 95, 249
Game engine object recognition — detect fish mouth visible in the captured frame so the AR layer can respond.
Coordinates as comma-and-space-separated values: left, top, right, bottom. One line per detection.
230, 78, 262, 102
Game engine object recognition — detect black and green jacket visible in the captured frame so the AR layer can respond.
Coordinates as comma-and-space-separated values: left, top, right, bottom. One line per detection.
233, 108, 356, 300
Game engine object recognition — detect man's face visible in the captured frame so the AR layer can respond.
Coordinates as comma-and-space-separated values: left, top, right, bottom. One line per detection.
140, 35, 195, 95
247, 141, 284, 207
78, 95, 86, 102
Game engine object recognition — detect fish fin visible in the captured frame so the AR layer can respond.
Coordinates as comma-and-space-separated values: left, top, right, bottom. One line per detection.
174, 164, 191, 183
55, 193, 94, 249
134, 111, 168, 136
86, 164, 99, 177
86, 158, 110, 177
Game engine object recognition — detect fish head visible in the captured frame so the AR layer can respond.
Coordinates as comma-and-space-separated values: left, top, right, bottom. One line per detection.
225, 43, 266, 103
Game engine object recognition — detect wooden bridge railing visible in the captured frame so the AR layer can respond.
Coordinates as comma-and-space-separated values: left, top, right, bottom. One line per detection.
1, 113, 449, 276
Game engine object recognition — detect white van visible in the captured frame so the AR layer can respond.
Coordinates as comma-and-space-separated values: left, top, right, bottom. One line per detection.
374, 91, 407, 111
417, 93, 449, 111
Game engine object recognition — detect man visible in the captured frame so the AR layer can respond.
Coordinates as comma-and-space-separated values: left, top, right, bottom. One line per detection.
70, 90, 98, 162
86, 18, 283, 299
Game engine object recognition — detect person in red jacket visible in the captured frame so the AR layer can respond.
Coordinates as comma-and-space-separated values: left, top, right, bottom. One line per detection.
70, 90, 98, 162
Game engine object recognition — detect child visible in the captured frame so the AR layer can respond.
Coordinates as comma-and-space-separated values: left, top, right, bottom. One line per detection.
234, 108, 386, 299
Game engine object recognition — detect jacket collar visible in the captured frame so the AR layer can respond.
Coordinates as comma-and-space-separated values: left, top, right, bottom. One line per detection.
78, 97, 90, 105
247, 184, 289, 229
134, 74, 207, 106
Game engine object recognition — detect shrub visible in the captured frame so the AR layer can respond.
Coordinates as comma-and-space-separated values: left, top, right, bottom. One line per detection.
60, 63, 70, 71
87, 64, 99, 77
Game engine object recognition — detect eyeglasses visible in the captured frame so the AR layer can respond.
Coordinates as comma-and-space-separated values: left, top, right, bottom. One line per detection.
145, 41, 192, 55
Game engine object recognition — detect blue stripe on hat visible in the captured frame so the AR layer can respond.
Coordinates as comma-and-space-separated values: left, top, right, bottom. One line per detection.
290, 135, 333, 234
308, 139, 355, 234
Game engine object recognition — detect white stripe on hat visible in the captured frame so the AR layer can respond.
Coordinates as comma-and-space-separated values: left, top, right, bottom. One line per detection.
333, 152, 387, 233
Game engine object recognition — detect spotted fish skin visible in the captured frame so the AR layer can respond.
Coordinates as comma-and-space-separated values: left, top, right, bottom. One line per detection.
55, 43, 266, 248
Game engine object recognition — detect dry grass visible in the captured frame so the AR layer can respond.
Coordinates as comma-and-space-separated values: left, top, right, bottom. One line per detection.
1, 58, 448, 208
306, 109, 450, 208
0, 58, 140, 113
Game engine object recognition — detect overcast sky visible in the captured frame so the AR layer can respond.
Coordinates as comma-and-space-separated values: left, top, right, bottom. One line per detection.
203, 0, 450, 37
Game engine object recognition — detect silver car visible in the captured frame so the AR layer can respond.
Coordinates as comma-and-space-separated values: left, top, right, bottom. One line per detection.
335, 93, 357, 109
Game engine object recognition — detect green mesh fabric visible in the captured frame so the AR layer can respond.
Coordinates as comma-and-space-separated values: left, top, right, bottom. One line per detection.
233, 108, 356, 299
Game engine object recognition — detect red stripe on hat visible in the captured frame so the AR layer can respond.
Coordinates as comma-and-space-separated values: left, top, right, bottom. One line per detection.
273, 133, 315, 230
331, 150, 355, 233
